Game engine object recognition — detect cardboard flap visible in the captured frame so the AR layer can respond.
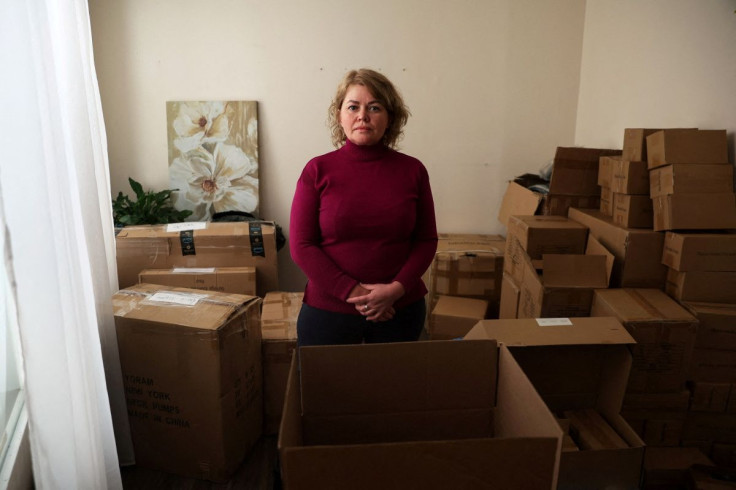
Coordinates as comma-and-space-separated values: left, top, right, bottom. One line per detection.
498, 182, 543, 227
585, 236, 614, 286
541, 254, 609, 288
465, 317, 635, 347
299, 340, 497, 416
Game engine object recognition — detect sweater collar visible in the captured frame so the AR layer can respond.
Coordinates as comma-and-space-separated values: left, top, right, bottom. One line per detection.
340, 140, 390, 162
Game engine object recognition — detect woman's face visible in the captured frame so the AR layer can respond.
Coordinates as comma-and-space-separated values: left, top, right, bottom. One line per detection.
339, 84, 389, 146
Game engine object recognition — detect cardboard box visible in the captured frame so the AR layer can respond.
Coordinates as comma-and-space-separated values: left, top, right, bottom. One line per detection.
138, 266, 256, 296
621, 391, 690, 447
710, 443, 736, 468
112, 283, 263, 481
278, 340, 562, 490
600, 186, 613, 216
613, 194, 653, 229
517, 252, 609, 319
689, 348, 736, 383
568, 207, 667, 288
688, 464, 736, 490
598, 155, 617, 188
623, 128, 663, 162
541, 194, 600, 217
499, 272, 520, 319
643, 447, 713, 489
650, 164, 734, 199
504, 215, 588, 285
429, 295, 488, 340
666, 269, 736, 304
549, 147, 622, 196
465, 316, 645, 490
663, 232, 736, 272
427, 233, 505, 308
591, 288, 699, 393
689, 382, 732, 412
683, 302, 736, 350
612, 159, 650, 195
683, 411, 736, 445
653, 193, 736, 232
261, 292, 302, 435
498, 181, 543, 227
646, 129, 728, 170
116, 222, 279, 296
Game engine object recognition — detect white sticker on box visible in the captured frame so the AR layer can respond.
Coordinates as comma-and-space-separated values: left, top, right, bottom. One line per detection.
536, 318, 573, 326
148, 291, 208, 306
166, 222, 207, 232
172, 267, 216, 274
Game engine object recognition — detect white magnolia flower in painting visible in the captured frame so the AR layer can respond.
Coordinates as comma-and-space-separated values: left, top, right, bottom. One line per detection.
173, 102, 230, 153
170, 143, 259, 217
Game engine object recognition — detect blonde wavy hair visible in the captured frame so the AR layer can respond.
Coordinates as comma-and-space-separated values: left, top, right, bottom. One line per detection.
328, 68, 410, 149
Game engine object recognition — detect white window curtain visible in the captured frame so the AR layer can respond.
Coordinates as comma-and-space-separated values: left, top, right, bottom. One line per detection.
0, 0, 134, 488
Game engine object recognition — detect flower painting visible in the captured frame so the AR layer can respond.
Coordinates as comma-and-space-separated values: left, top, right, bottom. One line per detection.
167, 101, 259, 221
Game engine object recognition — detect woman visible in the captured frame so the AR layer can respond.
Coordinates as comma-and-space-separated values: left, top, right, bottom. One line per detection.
289, 68, 438, 346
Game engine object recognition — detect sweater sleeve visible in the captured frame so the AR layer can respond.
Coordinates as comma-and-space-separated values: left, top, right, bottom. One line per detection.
392, 163, 438, 292
289, 163, 359, 301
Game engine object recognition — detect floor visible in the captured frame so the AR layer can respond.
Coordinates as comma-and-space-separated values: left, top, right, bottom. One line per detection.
120, 436, 281, 490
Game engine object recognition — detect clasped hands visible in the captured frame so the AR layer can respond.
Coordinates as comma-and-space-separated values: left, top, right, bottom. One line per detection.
346, 281, 405, 322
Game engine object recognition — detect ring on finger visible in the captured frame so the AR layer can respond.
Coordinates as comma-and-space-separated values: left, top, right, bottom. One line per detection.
363, 304, 369, 312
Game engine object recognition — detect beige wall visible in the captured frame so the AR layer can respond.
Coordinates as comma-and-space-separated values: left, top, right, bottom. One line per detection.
575, 0, 736, 162
90, 0, 587, 291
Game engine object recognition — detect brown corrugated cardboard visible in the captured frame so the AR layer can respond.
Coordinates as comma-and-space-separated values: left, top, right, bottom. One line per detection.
666, 269, 736, 304
683, 412, 736, 445
541, 194, 600, 217
621, 391, 690, 447
689, 382, 732, 412
650, 164, 734, 198
498, 181, 543, 227
689, 348, 736, 383
549, 147, 622, 196
591, 288, 698, 394
646, 129, 728, 169
517, 252, 608, 319
465, 316, 644, 490
653, 193, 736, 232
643, 447, 713, 489
116, 222, 278, 296
683, 302, 736, 351
427, 233, 505, 318
598, 155, 617, 188
278, 340, 562, 490
429, 295, 488, 340
600, 186, 613, 216
623, 128, 665, 162
138, 266, 256, 295
613, 194, 653, 229
113, 283, 262, 482
612, 159, 650, 195
663, 232, 736, 272
504, 215, 588, 285
261, 292, 302, 435
568, 207, 667, 288
499, 272, 520, 319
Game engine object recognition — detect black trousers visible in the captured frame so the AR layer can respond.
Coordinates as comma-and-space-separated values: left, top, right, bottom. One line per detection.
296, 298, 426, 347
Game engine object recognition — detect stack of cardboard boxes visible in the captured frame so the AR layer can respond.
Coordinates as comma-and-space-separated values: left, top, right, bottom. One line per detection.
113, 221, 281, 481
424, 233, 506, 339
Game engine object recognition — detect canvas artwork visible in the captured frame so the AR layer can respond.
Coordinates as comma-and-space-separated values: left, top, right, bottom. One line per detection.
167, 101, 259, 221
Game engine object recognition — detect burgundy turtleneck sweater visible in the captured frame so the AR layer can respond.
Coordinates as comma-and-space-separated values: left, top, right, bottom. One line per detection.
290, 140, 438, 315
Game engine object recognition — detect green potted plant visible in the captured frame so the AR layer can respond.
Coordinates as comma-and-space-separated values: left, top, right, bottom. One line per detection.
112, 177, 192, 227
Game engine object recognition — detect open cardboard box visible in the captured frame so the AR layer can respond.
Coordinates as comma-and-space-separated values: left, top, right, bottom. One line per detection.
278, 340, 562, 490
465, 316, 645, 490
